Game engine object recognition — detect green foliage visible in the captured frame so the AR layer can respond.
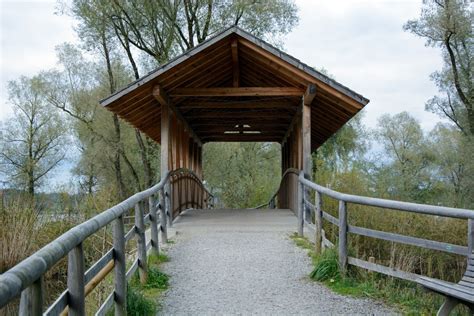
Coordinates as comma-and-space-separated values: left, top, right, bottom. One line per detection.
404, 0, 473, 136
148, 253, 170, 265
144, 267, 169, 290
126, 285, 156, 316
203, 142, 280, 208
310, 248, 340, 282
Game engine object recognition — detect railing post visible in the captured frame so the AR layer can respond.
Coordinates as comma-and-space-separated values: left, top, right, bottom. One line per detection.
149, 195, 160, 256
19, 277, 43, 316
338, 200, 348, 275
67, 243, 85, 315
315, 191, 323, 254
160, 188, 168, 243
468, 219, 473, 257
297, 174, 304, 237
135, 202, 148, 284
167, 183, 173, 227
113, 215, 126, 315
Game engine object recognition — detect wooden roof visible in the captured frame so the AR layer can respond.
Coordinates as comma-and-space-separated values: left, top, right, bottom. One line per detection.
101, 26, 369, 151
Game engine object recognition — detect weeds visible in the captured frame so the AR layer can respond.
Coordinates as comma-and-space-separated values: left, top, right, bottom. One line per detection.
290, 233, 471, 315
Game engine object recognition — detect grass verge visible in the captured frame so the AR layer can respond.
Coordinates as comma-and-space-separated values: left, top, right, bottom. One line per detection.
125, 252, 170, 315
290, 233, 470, 315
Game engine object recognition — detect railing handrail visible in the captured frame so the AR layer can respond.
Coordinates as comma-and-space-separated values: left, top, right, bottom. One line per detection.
0, 168, 210, 310
299, 174, 474, 220
267, 168, 299, 206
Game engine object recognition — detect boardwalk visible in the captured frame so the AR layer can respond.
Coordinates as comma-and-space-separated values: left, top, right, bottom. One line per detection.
160, 209, 395, 315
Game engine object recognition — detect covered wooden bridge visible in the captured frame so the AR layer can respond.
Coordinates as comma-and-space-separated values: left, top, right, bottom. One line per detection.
2, 26, 473, 316
101, 26, 368, 217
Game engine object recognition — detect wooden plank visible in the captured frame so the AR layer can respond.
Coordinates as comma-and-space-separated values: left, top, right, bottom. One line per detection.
44, 291, 67, 316
84, 249, 113, 284
178, 100, 298, 110
348, 225, 468, 256
170, 87, 304, 97
67, 243, 85, 316
349, 257, 419, 282
468, 219, 473, 263
281, 104, 302, 145
322, 211, 339, 226
339, 201, 348, 274
153, 85, 202, 146
95, 292, 114, 316
231, 38, 239, 87
418, 277, 474, 302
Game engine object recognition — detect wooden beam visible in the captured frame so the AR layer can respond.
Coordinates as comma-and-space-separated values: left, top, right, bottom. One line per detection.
231, 39, 240, 87
186, 111, 293, 119
304, 84, 317, 106
178, 100, 298, 110
170, 87, 304, 97
281, 104, 302, 145
153, 85, 202, 146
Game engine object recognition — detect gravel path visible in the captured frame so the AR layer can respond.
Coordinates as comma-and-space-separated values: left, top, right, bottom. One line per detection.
160, 209, 396, 315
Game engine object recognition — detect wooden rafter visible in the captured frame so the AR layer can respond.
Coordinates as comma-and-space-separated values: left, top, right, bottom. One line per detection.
153, 85, 202, 146
170, 87, 304, 97
231, 38, 240, 87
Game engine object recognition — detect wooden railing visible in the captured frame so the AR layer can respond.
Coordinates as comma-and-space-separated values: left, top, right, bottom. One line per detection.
272, 169, 474, 281
267, 168, 299, 212
0, 168, 212, 315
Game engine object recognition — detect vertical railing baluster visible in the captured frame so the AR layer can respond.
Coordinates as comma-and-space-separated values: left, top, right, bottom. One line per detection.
338, 200, 348, 275
167, 183, 173, 227
468, 219, 473, 259
67, 243, 85, 315
113, 215, 126, 315
297, 174, 304, 237
135, 202, 148, 284
315, 191, 323, 254
160, 188, 168, 243
149, 195, 159, 256
19, 277, 43, 316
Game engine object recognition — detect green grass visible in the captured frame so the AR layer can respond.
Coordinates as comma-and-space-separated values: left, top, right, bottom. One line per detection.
125, 251, 171, 315
290, 233, 471, 315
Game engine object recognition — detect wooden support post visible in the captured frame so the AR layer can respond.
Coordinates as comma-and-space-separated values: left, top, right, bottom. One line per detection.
315, 191, 323, 254
113, 215, 126, 316
339, 200, 348, 275
135, 202, 148, 284
160, 188, 168, 243
297, 172, 304, 237
67, 243, 85, 315
167, 184, 173, 227
302, 84, 315, 224
19, 277, 43, 316
149, 195, 159, 255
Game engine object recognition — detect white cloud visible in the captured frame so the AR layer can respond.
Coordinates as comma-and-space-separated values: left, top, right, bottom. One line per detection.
0, 0, 77, 119
287, 0, 446, 130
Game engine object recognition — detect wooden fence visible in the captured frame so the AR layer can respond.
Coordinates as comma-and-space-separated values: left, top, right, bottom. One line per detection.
0, 168, 212, 315
269, 169, 474, 280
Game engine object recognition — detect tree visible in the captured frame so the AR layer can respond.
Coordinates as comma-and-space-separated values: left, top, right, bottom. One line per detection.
0, 76, 67, 197
429, 123, 474, 207
373, 112, 434, 202
404, 0, 473, 135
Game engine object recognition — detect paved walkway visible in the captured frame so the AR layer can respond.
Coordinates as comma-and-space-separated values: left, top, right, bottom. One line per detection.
160, 209, 395, 315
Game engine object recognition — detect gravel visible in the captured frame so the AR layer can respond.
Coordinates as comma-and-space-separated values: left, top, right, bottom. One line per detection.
160, 209, 396, 315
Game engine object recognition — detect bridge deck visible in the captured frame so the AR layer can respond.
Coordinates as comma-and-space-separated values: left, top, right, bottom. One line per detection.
160, 208, 394, 315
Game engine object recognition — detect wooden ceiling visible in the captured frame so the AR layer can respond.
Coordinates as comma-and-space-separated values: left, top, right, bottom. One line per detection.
101, 27, 369, 152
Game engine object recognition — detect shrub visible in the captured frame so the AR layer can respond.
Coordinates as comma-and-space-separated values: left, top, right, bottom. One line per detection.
310, 248, 340, 281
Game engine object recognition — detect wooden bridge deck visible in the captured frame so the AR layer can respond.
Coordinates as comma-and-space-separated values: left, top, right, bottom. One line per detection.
159, 208, 394, 315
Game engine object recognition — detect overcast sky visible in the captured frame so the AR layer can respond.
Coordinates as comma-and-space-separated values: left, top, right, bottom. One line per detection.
0, 0, 446, 187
